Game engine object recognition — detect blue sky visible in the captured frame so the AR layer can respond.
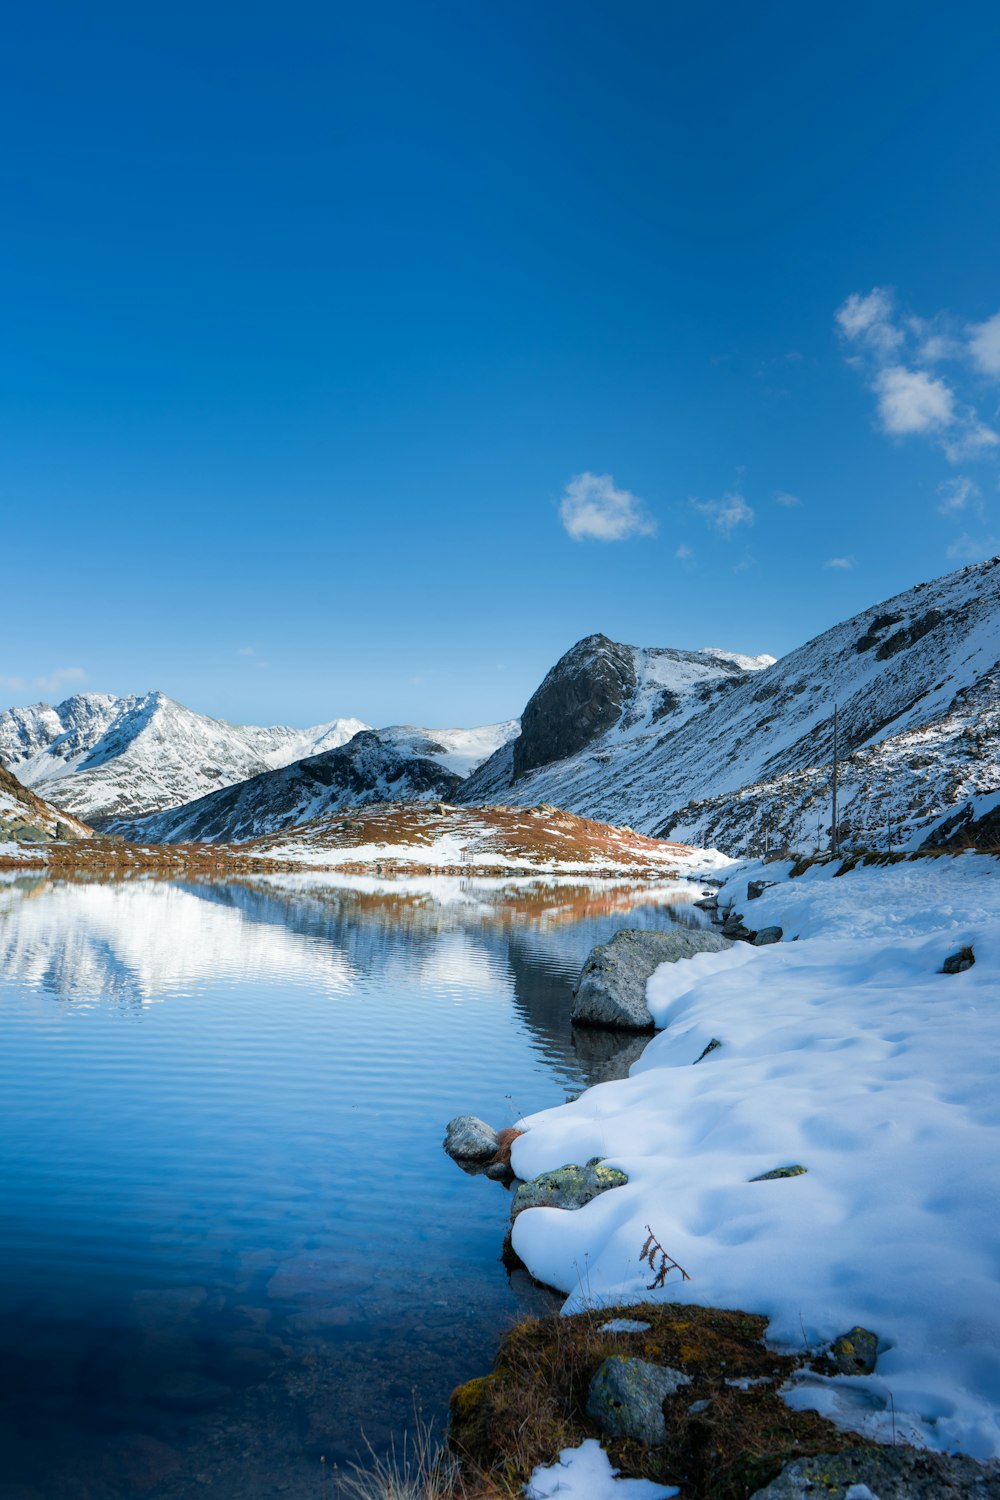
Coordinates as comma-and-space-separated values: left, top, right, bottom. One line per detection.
4, 1, 1000, 728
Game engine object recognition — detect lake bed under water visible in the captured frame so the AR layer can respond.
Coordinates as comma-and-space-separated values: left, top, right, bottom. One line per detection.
0, 872, 710, 1498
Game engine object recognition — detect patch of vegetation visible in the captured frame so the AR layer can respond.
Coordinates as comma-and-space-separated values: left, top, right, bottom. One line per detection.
449, 1302, 855, 1500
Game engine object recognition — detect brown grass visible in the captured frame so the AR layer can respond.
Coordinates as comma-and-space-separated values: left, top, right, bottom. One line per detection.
449, 1303, 855, 1500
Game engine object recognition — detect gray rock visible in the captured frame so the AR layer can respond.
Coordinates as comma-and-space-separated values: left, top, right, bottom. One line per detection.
693, 1037, 722, 1063
753, 926, 783, 946
749, 1443, 1000, 1499
943, 945, 975, 974
747, 879, 775, 900
571, 927, 731, 1030
443, 1115, 499, 1162
829, 1325, 879, 1375
693, 895, 719, 911
586, 1356, 690, 1445
750, 1164, 807, 1181
511, 1159, 627, 1221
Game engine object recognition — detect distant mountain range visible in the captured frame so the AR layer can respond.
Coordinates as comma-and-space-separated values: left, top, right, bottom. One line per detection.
2, 556, 998, 854
0, 692, 369, 828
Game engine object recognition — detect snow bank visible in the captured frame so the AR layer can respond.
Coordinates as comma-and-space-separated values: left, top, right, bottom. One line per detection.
510, 854, 1000, 1459
525, 1438, 678, 1499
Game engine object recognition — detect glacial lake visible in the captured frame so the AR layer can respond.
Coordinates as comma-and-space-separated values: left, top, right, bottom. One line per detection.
0, 872, 710, 1498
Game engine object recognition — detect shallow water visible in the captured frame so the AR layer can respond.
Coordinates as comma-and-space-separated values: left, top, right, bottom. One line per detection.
0, 872, 709, 1498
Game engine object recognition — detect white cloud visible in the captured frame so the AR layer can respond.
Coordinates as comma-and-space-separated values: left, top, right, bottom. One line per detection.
874, 365, 956, 435
236, 646, 255, 657
674, 543, 694, 561
838, 288, 1000, 473
774, 490, 801, 508
968, 311, 1000, 376
0, 674, 25, 693
825, 555, 856, 570
946, 533, 1000, 563
692, 490, 755, 536
937, 476, 981, 515
34, 667, 86, 698
835, 288, 903, 356
559, 472, 656, 542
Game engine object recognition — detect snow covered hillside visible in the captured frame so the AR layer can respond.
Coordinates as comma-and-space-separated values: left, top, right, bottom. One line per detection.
510, 852, 1000, 1460
116, 722, 520, 843
0, 763, 92, 845
460, 556, 1000, 854
0, 692, 368, 829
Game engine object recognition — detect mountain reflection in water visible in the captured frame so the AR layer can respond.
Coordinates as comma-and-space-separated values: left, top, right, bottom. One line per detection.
0, 873, 709, 1499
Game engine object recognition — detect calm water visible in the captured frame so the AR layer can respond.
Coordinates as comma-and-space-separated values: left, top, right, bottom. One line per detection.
0, 872, 708, 1498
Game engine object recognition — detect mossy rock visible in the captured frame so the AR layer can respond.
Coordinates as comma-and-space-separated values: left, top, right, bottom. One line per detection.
511, 1160, 628, 1220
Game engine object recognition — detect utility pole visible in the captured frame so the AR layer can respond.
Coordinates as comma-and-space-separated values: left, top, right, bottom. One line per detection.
831, 704, 839, 857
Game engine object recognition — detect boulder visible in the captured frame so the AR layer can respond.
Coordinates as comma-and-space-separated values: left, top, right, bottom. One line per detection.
511, 1159, 627, 1221
749, 1443, 1000, 1499
943, 945, 975, 974
443, 1115, 499, 1162
829, 1325, 879, 1375
753, 926, 783, 946
571, 928, 731, 1030
747, 879, 776, 900
586, 1356, 690, 1445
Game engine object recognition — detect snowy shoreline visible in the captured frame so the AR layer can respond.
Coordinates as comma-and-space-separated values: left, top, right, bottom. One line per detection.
503, 852, 1000, 1462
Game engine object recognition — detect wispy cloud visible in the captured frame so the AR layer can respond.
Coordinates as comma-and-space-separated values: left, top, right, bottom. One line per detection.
674, 543, 694, 561
559, 472, 657, 542
835, 286, 1000, 465
968, 311, 1000, 376
236, 646, 255, 657
0, 674, 25, 693
946, 533, 1000, 563
34, 667, 86, 698
825, 555, 856, 570
692, 490, 755, 536
774, 490, 801, 508
937, 476, 981, 515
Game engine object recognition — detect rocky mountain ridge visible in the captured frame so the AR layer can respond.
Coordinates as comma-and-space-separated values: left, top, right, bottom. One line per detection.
114, 722, 520, 843
459, 557, 1000, 853
0, 763, 92, 844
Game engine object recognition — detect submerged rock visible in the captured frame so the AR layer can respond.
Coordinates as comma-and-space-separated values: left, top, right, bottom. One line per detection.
571, 928, 730, 1030
586, 1355, 690, 1445
511, 1159, 627, 1220
829, 1325, 879, 1375
444, 1115, 500, 1162
749, 1443, 1000, 1498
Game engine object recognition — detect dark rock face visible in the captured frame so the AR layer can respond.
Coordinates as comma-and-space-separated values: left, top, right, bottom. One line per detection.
512, 635, 637, 780
748, 1443, 1000, 1499
875, 608, 945, 660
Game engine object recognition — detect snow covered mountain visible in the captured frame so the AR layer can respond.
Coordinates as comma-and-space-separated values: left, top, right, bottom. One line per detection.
0, 692, 368, 829
116, 721, 520, 843
0, 763, 92, 844
459, 556, 1000, 854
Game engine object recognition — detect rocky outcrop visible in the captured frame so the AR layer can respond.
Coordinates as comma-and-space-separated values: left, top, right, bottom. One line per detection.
586, 1356, 690, 1445
749, 1444, 1000, 1499
512, 635, 637, 780
0, 764, 92, 843
571, 928, 731, 1030
943, 945, 976, 974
